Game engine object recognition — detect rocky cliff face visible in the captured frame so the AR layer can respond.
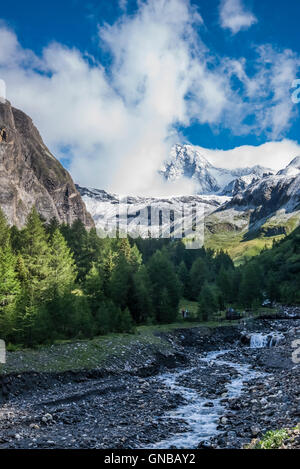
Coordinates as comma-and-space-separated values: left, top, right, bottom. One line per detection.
0, 100, 94, 228
220, 159, 300, 222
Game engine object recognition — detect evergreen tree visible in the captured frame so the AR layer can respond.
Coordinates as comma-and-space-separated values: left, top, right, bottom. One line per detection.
0, 244, 21, 339
190, 258, 209, 300
266, 273, 278, 303
45, 217, 60, 238
10, 225, 24, 253
239, 263, 262, 308
109, 255, 132, 309
21, 208, 52, 303
93, 300, 116, 335
48, 229, 77, 296
130, 265, 154, 323
100, 248, 117, 296
15, 255, 29, 284
157, 287, 175, 323
0, 209, 20, 339
215, 250, 234, 273
129, 243, 143, 271
147, 251, 181, 323
84, 263, 104, 312
117, 238, 132, 261
178, 261, 190, 298
197, 283, 218, 322
0, 208, 10, 246
216, 266, 233, 304
88, 227, 105, 264
115, 307, 135, 334
62, 219, 91, 281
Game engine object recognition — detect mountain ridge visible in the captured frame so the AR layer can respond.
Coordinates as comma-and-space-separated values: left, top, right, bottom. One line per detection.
0, 100, 94, 229
78, 151, 300, 262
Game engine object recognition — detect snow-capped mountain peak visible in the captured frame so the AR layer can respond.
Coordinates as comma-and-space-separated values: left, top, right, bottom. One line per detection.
277, 156, 300, 177
288, 156, 300, 168
77, 152, 300, 242
160, 144, 274, 195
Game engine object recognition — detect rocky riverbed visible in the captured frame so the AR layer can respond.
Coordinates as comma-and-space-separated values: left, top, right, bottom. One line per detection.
0, 319, 299, 449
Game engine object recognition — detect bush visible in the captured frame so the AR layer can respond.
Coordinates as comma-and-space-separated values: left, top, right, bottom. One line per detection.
251, 429, 289, 449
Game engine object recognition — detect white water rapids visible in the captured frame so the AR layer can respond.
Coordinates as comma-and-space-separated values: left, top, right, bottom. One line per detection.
149, 349, 264, 449
250, 332, 284, 349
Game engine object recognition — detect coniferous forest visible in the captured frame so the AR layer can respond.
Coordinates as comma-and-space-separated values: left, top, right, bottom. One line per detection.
0, 207, 299, 347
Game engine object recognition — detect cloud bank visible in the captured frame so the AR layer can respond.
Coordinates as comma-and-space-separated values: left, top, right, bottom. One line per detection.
198, 140, 300, 172
0, 0, 299, 195
219, 0, 257, 34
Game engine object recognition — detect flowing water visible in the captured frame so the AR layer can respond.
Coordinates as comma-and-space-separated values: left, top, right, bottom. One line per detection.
149, 350, 264, 449
250, 332, 284, 348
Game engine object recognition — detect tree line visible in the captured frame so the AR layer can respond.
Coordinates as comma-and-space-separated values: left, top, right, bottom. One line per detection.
0, 207, 298, 346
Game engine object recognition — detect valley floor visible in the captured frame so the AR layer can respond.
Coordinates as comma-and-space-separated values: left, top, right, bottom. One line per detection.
0, 318, 299, 449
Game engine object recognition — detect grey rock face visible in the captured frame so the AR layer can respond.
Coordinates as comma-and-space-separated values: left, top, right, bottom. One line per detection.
0, 101, 94, 228
222, 170, 300, 218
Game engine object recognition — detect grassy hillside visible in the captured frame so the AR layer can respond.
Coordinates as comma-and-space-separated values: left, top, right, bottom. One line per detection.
205, 229, 283, 265
205, 212, 300, 265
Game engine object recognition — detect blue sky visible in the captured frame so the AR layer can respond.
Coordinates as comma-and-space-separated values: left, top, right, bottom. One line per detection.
1, 0, 300, 194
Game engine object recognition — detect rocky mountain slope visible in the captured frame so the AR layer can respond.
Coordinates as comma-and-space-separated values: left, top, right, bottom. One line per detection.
77, 185, 230, 239
79, 154, 300, 261
79, 157, 300, 233
0, 100, 94, 228
210, 156, 300, 235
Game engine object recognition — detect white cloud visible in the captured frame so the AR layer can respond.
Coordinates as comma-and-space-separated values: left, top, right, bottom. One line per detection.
197, 140, 300, 172
0, 0, 299, 196
119, 0, 128, 11
219, 0, 257, 34
222, 46, 300, 139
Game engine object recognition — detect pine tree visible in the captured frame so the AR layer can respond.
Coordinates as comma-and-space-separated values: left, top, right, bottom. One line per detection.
0, 208, 20, 339
129, 243, 143, 271
266, 273, 278, 304
215, 250, 234, 273
197, 283, 218, 322
64, 219, 91, 281
84, 263, 104, 312
130, 265, 154, 323
147, 250, 181, 323
157, 287, 175, 323
94, 300, 116, 335
190, 258, 209, 300
216, 266, 233, 304
48, 229, 77, 296
116, 307, 135, 333
100, 248, 117, 296
0, 208, 10, 246
45, 217, 60, 238
178, 261, 190, 298
239, 263, 262, 308
0, 244, 21, 339
10, 225, 24, 253
117, 238, 132, 261
21, 208, 52, 303
48, 291, 93, 340
15, 255, 29, 284
109, 255, 132, 309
